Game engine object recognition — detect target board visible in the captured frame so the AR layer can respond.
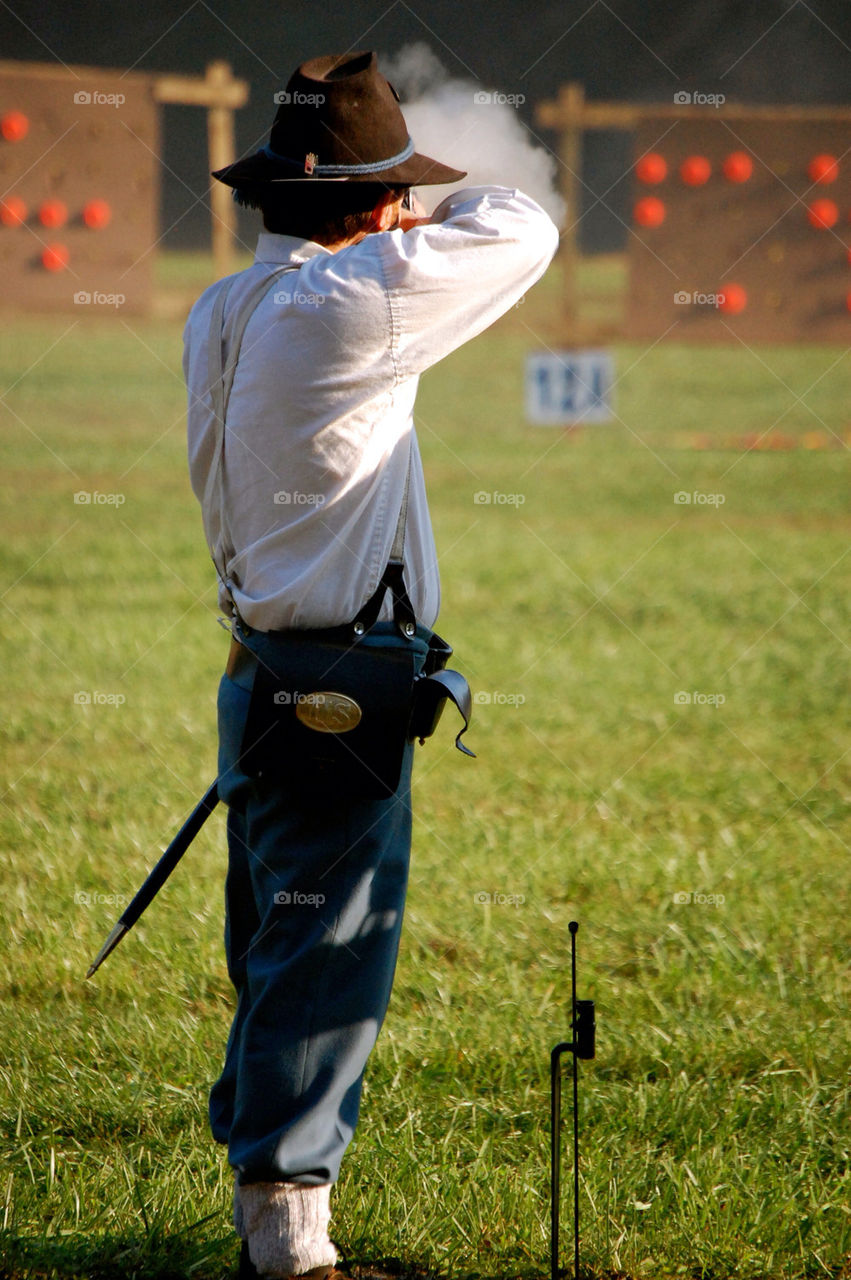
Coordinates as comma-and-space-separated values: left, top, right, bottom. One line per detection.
626, 115, 851, 342
0, 61, 158, 313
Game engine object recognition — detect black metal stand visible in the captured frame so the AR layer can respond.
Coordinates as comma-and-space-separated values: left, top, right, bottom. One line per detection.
551, 921, 595, 1280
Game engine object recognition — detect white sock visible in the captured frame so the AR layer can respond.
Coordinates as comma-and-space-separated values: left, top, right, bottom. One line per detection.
239, 1181, 337, 1278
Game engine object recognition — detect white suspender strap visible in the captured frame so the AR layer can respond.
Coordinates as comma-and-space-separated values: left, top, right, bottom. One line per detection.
202, 265, 299, 597
202, 261, 414, 632
390, 441, 412, 564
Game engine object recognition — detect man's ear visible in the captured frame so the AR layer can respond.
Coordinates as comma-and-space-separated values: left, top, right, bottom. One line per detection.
371, 189, 403, 233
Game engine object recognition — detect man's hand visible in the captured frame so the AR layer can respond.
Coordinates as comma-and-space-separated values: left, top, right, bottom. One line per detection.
367, 191, 429, 240
399, 191, 429, 232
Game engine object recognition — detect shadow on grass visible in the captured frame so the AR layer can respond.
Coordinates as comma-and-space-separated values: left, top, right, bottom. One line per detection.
0, 1226, 236, 1279
0, 1235, 635, 1280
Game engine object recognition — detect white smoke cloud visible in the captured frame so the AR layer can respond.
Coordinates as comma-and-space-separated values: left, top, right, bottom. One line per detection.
381, 42, 566, 227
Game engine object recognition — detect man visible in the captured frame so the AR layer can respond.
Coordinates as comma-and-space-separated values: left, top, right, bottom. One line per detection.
183, 50, 558, 1280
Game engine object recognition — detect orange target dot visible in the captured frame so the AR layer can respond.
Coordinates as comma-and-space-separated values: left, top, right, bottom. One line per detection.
807, 199, 838, 230
635, 152, 667, 184
846, 291, 851, 313
680, 155, 711, 186
41, 243, 69, 271
0, 195, 27, 226
723, 151, 753, 183
718, 283, 747, 315
634, 196, 666, 227
1, 110, 29, 142
82, 198, 112, 229
39, 199, 68, 229
808, 154, 839, 184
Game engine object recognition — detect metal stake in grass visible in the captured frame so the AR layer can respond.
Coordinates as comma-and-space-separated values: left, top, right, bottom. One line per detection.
85, 780, 220, 978
550, 920, 595, 1280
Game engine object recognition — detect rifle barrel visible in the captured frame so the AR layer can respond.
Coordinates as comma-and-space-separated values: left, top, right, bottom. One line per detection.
85, 780, 219, 978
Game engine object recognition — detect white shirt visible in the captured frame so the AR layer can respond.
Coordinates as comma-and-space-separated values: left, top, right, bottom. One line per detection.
184, 186, 558, 631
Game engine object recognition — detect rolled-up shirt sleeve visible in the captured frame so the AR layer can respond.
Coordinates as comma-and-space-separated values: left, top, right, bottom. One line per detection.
376, 186, 559, 378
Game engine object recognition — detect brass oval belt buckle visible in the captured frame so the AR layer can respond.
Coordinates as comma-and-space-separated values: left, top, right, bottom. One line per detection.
296, 691, 362, 734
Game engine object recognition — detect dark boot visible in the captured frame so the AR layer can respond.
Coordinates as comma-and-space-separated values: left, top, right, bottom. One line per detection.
238, 1246, 342, 1280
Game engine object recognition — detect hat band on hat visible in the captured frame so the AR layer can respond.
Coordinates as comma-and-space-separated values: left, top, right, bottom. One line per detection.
261, 136, 415, 176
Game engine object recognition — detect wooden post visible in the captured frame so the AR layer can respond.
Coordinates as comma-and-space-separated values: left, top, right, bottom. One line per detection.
537, 82, 585, 329
559, 82, 584, 329
153, 60, 249, 279
206, 62, 238, 280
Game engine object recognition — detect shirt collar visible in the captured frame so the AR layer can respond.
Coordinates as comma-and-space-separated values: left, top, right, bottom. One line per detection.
254, 231, 332, 266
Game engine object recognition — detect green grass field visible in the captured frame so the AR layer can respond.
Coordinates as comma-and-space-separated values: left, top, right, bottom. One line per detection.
1, 254, 849, 1280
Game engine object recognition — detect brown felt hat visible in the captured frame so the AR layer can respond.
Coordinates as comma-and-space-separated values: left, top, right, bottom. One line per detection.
212, 50, 467, 187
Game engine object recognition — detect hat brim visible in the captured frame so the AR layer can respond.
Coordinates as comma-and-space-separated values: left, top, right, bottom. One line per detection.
212, 148, 466, 187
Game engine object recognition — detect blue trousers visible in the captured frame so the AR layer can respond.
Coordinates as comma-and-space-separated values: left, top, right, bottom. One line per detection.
210, 623, 429, 1186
